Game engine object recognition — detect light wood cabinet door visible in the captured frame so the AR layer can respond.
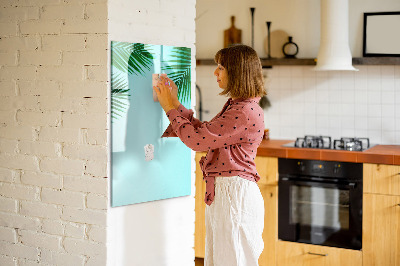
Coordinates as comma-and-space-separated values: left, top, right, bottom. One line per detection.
276, 241, 362, 266
363, 193, 400, 266
255, 156, 278, 186
259, 185, 278, 266
364, 164, 400, 196
195, 152, 207, 258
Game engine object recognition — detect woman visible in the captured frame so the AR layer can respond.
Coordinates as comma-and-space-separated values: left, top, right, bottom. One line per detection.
153, 44, 266, 266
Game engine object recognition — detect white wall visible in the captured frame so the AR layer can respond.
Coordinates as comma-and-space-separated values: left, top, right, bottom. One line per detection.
107, 1, 196, 266
196, 0, 400, 145
0, 0, 108, 265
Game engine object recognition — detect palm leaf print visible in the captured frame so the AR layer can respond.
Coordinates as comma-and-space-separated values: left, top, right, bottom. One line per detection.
111, 42, 154, 75
111, 72, 130, 121
111, 41, 155, 122
161, 47, 191, 103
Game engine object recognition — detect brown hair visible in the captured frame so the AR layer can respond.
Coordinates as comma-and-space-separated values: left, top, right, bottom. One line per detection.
214, 44, 266, 99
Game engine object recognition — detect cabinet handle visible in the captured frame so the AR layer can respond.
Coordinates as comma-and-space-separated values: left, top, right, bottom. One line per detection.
397, 204, 400, 207
307, 252, 328, 256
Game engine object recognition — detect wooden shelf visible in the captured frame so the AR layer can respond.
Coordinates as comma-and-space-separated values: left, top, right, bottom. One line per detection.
195, 58, 315, 67
196, 57, 400, 67
352, 57, 400, 65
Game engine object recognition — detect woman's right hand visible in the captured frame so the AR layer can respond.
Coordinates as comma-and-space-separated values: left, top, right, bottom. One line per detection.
161, 76, 180, 108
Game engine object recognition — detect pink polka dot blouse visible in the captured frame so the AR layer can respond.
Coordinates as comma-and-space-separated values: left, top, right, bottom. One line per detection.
161, 97, 265, 205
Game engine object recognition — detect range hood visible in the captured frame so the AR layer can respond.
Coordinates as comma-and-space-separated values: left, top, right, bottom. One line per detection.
314, 0, 358, 71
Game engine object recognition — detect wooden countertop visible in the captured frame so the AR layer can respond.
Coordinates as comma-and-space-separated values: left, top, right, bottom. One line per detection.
256, 139, 400, 165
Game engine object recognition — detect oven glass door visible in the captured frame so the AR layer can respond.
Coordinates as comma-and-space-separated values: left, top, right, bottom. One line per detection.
278, 177, 362, 250
292, 184, 349, 238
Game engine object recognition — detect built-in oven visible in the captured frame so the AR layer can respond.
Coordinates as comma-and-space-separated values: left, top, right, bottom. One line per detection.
278, 158, 363, 250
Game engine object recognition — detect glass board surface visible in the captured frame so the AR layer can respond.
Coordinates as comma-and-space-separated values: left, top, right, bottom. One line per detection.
110, 41, 192, 207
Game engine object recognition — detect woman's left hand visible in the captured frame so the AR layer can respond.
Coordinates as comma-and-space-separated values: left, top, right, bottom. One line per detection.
153, 77, 175, 113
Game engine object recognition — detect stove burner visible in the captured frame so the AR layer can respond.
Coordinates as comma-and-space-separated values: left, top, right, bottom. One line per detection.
295, 135, 332, 149
286, 136, 372, 151
333, 137, 370, 151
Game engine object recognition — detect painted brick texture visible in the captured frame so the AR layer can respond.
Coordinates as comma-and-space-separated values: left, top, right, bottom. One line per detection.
0, 0, 108, 265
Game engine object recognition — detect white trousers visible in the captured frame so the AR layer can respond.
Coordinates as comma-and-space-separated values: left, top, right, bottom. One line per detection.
205, 176, 264, 266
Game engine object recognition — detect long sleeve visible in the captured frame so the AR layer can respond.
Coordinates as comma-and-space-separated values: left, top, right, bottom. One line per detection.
165, 106, 249, 152
161, 104, 203, 138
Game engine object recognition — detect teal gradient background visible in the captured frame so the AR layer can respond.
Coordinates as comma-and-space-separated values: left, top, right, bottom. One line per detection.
111, 41, 192, 207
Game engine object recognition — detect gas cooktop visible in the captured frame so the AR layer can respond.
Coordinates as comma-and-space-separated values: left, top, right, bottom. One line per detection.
282, 135, 375, 151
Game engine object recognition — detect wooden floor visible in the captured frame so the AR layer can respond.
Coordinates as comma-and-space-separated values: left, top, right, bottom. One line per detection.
195, 257, 204, 266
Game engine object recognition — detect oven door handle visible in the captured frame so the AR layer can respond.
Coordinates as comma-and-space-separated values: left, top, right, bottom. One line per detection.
280, 177, 357, 189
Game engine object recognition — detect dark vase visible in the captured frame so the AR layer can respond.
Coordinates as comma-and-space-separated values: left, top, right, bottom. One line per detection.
282, 36, 299, 58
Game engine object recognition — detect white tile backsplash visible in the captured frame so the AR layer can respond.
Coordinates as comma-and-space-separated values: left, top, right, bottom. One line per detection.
304, 102, 316, 115
341, 104, 355, 116
382, 90, 395, 104
396, 105, 400, 118
395, 118, 400, 131
342, 116, 355, 129
382, 78, 395, 91
395, 66, 400, 78
316, 103, 329, 115
368, 117, 382, 131
316, 116, 330, 129
316, 89, 330, 103
381, 66, 395, 77
355, 104, 368, 117
196, 65, 400, 144
382, 117, 396, 131
367, 77, 382, 91
341, 89, 355, 104
367, 91, 381, 105
396, 88, 400, 104
368, 104, 382, 118
355, 117, 368, 131
382, 105, 395, 118
368, 130, 382, 143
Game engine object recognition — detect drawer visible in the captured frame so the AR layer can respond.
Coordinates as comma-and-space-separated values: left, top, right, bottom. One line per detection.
277, 241, 362, 266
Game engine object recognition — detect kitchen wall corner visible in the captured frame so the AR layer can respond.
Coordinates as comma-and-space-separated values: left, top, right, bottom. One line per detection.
196, 0, 400, 145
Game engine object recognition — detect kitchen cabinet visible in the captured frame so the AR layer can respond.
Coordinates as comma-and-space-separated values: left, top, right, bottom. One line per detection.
276, 241, 362, 266
194, 154, 279, 265
363, 164, 400, 266
363, 193, 400, 266
259, 184, 278, 266
256, 156, 278, 266
255, 156, 278, 186
363, 163, 400, 196
195, 155, 400, 265
195, 152, 207, 258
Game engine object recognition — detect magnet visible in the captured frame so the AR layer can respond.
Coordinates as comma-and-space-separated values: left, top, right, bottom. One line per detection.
144, 144, 154, 161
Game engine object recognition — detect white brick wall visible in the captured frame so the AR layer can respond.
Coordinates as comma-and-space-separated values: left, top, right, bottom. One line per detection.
2, 0, 198, 264
0, 0, 108, 265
